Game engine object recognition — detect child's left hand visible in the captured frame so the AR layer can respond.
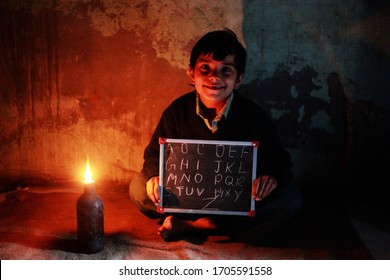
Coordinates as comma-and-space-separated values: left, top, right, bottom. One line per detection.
253, 175, 278, 201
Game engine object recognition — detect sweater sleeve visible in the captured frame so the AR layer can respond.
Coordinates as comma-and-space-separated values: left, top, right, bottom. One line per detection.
257, 116, 292, 184
230, 94, 292, 184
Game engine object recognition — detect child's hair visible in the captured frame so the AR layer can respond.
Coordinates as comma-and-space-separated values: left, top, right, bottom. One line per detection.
189, 28, 247, 77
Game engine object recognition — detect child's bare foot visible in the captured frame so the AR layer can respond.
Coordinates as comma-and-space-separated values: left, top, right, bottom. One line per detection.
158, 215, 216, 241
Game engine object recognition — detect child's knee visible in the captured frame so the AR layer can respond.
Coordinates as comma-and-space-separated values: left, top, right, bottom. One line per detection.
281, 183, 303, 220
129, 173, 147, 200
129, 173, 163, 219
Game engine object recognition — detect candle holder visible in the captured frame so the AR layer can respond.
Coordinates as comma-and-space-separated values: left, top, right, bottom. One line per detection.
77, 183, 104, 254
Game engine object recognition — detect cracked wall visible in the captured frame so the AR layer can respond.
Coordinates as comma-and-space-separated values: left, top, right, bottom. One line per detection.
0, 0, 389, 192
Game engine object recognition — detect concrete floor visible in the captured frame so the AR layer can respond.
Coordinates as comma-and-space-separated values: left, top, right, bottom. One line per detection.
345, 201, 390, 260
0, 183, 386, 260
351, 218, 390, 259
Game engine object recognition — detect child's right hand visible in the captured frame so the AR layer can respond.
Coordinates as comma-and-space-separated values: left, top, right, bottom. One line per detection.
146, 176, 160, 206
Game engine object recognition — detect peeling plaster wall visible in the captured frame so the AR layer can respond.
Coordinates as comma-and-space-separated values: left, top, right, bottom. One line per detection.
0, 0, 243, 184
0, 0, 389, 193
240, 0, 390, 190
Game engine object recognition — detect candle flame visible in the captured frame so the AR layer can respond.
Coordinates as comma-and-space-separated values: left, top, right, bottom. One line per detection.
83, 159, 94, 184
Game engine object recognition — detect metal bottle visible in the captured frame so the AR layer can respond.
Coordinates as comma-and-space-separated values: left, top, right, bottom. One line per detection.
77, 183, 104, 253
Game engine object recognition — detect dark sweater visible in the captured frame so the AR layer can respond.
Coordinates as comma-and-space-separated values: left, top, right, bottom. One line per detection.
142, 91, 292, 183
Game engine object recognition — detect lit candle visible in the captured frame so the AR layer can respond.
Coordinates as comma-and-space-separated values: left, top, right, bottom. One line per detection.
76, 159, 104, 254
83, 158, 94, 185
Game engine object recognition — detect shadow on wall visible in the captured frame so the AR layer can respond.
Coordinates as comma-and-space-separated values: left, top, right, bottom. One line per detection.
240, 67, 387, 192
240, 1, 389, 195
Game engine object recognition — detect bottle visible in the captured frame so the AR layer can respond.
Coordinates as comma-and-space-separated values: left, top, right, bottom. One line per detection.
77, 183, 104, 253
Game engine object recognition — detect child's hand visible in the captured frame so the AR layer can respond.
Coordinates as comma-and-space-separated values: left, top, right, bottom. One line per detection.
146, 176, 160, 206
253, 175, 278, 201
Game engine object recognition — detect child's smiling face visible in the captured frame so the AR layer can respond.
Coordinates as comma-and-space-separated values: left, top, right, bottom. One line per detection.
189, 53, 243, 111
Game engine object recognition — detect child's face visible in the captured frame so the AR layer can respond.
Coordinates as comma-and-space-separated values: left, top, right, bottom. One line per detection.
189, 53, 243, 110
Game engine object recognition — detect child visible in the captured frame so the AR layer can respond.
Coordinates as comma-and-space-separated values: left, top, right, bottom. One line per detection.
129, 29, 302, 244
